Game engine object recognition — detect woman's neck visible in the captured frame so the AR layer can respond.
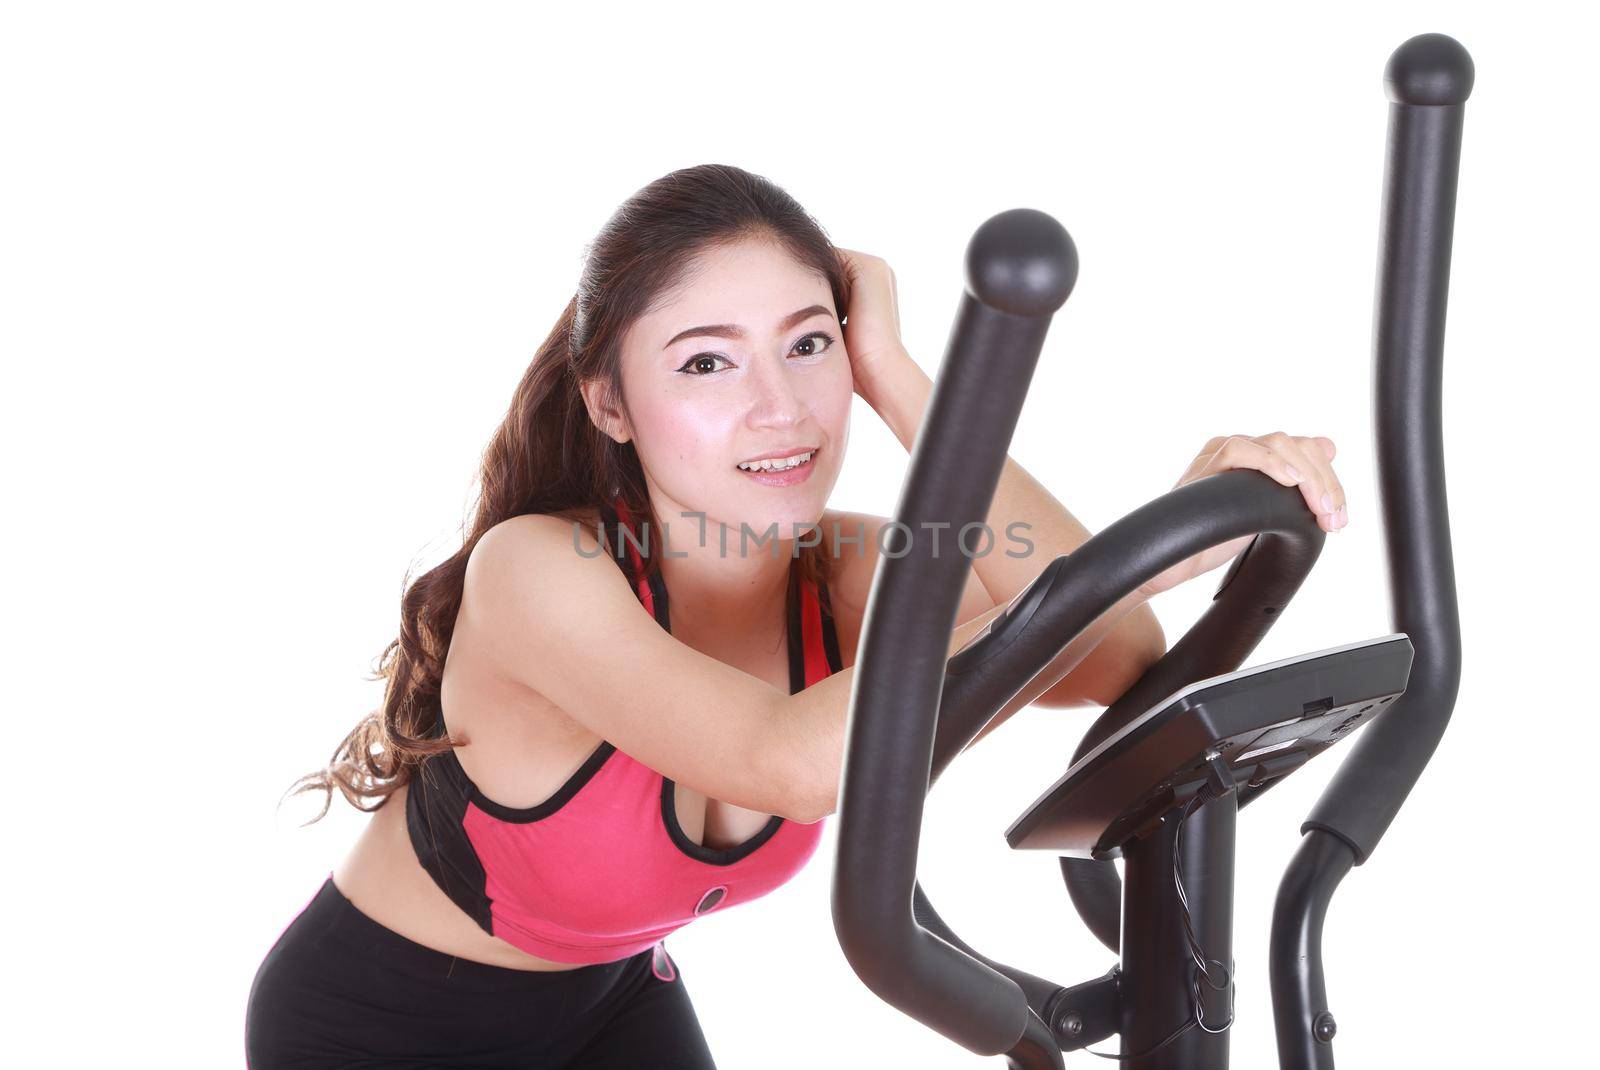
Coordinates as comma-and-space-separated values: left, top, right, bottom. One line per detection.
655, 527, 794, 645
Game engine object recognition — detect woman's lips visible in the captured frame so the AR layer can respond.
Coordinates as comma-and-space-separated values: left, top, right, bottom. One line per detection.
736, 447, 819, 487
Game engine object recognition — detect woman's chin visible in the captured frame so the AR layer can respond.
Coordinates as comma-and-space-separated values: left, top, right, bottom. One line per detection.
714, 494, 829, 549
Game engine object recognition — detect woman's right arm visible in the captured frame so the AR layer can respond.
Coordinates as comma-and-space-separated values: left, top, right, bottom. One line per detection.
463, 513, 1026, 826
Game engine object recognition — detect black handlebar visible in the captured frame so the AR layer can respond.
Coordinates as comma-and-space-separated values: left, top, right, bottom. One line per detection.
830, 208, 1326, 1066
933, 469, 1324, 788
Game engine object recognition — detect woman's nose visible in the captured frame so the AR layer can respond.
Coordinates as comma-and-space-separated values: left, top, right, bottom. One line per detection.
744, 356, 808, 426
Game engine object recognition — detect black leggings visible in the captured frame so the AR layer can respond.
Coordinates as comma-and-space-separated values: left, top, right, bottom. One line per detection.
245, 875, 717, 1069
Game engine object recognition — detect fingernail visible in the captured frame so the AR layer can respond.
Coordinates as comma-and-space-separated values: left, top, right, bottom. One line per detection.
1338, 504, 1348, 528
1321, 492, 1334, 511
1287, 465, 1304, 482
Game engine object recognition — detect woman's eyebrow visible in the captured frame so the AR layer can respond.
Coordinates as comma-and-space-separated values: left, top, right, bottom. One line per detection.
663, 304, 834, 349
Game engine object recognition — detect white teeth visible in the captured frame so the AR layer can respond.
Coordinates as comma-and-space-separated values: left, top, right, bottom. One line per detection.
738, 450, 815, 472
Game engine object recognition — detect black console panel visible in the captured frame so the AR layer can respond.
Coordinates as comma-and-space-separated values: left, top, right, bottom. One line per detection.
1005, 634, 1414, 856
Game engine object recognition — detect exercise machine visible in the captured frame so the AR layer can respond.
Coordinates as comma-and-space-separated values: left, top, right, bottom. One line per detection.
831, 33, 1470, 1068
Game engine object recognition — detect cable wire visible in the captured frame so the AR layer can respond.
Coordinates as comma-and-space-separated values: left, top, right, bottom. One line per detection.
1082, 774, 1235, 1061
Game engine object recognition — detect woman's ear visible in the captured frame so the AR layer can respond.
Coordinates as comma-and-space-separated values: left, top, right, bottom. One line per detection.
579, 377, 632, 445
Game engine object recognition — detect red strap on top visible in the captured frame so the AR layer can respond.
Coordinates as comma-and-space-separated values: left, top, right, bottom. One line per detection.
611, 498, 655, 613
799, 578, 830, 688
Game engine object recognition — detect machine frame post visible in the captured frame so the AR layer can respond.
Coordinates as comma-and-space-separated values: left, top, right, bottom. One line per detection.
1119, 781, 1238, 1069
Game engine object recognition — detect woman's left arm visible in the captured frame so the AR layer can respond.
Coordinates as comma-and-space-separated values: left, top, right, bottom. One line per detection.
854, 345, 1165, 710
838, 249, 1349, 718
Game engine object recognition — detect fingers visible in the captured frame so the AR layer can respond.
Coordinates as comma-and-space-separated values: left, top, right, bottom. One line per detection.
1283, 432, 1345, 532
835, 246, 901, 339
837, 247, 890, 284
1204, 433, 1346, 533
835, 248, 866, 308
1261, 432, 1346, 532
1206, 434, 1305, 489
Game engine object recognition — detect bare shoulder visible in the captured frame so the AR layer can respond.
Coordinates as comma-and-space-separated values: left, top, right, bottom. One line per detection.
471, 507, 605, 571
462, 507, 614, 607
456, 507, 631, 665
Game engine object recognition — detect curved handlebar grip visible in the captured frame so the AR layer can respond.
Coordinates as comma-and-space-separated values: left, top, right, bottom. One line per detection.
931, 468, 1325, 787
999, 469, 1327, 952
831, 208, 1075, 1061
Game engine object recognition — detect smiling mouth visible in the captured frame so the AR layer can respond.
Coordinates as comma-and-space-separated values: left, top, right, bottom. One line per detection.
736, 447, 818, 473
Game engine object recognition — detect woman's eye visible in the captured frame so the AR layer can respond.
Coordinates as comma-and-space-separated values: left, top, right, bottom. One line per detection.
677, 353, 731, 376
791, 330, 836, 359
677, 332, 833, 377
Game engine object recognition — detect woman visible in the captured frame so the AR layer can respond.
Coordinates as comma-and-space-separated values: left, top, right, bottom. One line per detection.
245, 163, 1348, 1068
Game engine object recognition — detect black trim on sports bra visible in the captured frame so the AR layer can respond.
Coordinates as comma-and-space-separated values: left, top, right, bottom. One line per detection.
463, 739, 618, 824
660, 782, 787, 865
785, 563, 807, 695
405, 746, 494, 932
816, 575, 844, 676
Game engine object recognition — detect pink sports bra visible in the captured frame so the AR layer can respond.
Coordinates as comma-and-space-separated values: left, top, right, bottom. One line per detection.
406, 499, 844, 966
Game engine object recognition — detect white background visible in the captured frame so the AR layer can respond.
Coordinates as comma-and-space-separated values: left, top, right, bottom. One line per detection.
7, 1, 1596, 1066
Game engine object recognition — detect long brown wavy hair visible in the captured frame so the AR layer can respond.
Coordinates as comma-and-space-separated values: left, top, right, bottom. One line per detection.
283, 162, 852, 824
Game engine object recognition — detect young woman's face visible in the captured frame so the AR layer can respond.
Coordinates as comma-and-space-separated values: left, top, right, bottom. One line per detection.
616, 237, 852, 546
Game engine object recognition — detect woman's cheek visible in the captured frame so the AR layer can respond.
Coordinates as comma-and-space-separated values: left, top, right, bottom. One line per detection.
655, 396, 741, 470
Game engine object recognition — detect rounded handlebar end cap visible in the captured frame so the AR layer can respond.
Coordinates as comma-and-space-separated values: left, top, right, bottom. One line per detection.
964, 208, 1079, 318
1384, 33, 1474, 106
